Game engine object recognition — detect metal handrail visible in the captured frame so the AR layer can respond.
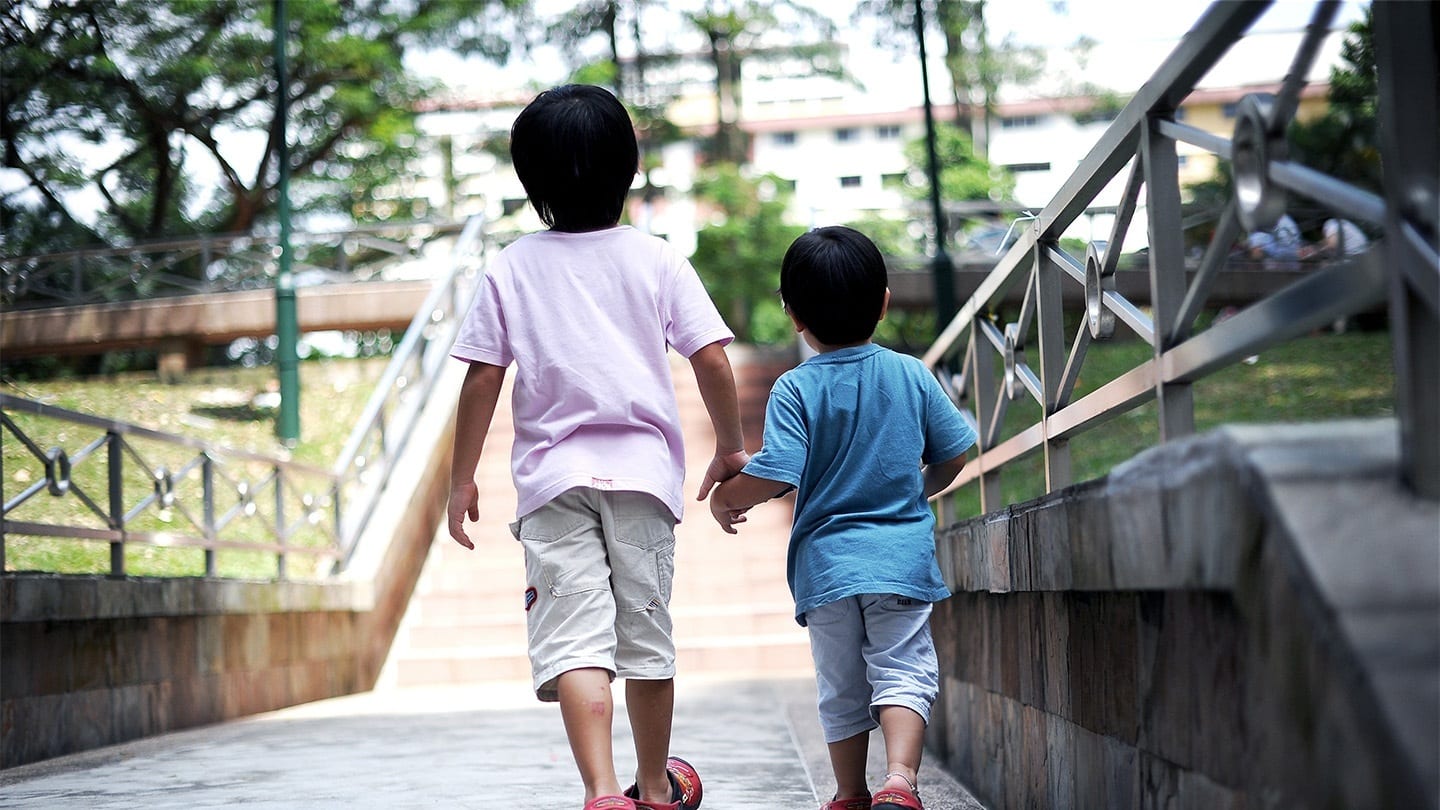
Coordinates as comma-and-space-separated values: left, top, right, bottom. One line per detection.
1, 219, 466, 312
0, 215, 489, 578
922, 1, 1438, 514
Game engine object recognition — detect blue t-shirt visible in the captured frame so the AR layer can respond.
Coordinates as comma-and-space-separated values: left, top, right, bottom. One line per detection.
744, 344, 977, 625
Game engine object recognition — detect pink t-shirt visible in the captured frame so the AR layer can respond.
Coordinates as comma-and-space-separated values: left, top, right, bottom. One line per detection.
450, 226, 733, 521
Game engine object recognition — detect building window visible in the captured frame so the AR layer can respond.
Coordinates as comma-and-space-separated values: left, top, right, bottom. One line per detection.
774, 177, 798, 193
1003, 162, 1051, 173
1222, 102, 1238, 118
1000, 114, 1041, 129
1174, 106, 1188, 121
875, 125, 901, 139
839, 175, 862, 188
773, 131, 796, 146
1177, 155, 1189, 167
835, 127, 858, 142
881, 173, 907, 190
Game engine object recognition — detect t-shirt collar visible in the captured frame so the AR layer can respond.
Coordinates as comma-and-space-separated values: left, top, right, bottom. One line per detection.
806, 343, 883, 365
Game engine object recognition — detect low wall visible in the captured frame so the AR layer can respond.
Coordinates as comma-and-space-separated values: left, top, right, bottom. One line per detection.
926, 420, 1439, 809
0, 363, 463, 769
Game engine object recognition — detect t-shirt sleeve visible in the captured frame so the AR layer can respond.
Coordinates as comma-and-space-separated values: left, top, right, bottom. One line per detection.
921, 371, 977, 464
449, 268, 513, 367
742, 380, 807, 488
664, 257, 734, 358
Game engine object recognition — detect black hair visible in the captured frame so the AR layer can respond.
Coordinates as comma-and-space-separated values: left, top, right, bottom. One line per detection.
509, 84, 639, 231
779, 226, 888, 345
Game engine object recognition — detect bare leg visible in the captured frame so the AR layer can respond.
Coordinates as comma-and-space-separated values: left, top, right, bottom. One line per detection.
877, 705, 925, 791
827, 730, 871, 800
558, 668, 623, 801
625, 677, 675, 803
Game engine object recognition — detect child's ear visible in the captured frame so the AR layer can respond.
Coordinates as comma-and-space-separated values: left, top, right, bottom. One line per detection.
880, 287, 891, 321
787, 308, 806, 334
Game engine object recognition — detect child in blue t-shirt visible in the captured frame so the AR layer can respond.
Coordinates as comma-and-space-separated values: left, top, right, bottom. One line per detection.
706, 226, 976, 810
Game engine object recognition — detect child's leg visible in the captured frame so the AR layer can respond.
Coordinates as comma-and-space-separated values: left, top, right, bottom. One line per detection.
806, 597, 878, 801
826, 730, 871, 798
624, 677, 674, 802
558, 667, 625, 801
876, 705, 926, 790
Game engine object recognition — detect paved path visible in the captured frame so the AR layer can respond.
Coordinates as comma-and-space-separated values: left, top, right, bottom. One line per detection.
0, 677, 986, 809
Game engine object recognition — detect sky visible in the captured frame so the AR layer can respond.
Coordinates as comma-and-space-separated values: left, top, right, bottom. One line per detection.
411, 0, 1369, 105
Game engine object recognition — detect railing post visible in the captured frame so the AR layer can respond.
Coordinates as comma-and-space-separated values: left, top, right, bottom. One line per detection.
275, 465, 287, 581
1035, 230, 1072, 492
1142, 116, 1195, 441
202, 454, 217, 578
1373, 1, 1440, 500
969, 322, 1002, 511
107, 432, 125, 576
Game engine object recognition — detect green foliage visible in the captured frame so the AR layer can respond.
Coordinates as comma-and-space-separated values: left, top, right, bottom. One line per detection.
1286, 8, 1379, 194
903, 122, 1015, 205
690, 164, 806, 344
0, 0, 529, 256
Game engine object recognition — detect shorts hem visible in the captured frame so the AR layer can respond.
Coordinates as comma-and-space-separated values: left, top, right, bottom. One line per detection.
821, 717, 879, 745
533, 657, 615, 702
870, 695, 933, 726
616, 665, 676, 681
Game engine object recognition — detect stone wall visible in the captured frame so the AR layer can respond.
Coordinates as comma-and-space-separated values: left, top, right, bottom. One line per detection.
0, 363, 463, 770
926, 421, 1439, 809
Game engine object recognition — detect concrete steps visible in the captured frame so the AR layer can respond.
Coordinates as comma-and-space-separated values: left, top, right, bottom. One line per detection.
380, 346, 811, 688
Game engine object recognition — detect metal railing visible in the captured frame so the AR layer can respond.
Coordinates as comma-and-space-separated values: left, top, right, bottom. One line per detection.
923, 0, 1438, 516
0, 215, 488, 578
1, 220, 466, 312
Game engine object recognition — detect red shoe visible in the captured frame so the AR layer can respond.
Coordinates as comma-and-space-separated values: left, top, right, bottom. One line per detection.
584, 797, 637, 810
624, 756, 703, 810
821, 795, 872, 810
871, 773, 923, 810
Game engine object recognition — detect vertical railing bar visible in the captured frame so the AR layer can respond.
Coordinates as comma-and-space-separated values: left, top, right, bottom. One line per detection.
1057, 319, 1093, 411
275, 465, 287, 581
1035, 234, 1072, 492
968, 324, 1001, 512
1142, 116, 1196, 442
1373, 0, 1440, 499
203, 454, 217, 578
107, 432, 125, 577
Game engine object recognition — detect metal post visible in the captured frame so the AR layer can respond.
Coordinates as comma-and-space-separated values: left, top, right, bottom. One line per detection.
202, 454, 217, 578
107, 432, 125, 576
1034, 233, 1071, 491
1142, 117, 1194, 441
916, 0, 956, 334
273, 0, 300, 444
968, 326, 1002, 511
1373, 1, 1440, 499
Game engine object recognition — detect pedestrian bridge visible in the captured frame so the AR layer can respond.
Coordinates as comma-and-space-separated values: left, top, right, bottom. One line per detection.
2, 3, 1436, 808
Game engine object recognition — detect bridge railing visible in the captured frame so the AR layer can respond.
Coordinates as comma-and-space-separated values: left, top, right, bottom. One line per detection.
0, 215, 488, 578
923, 0, 1438, 518
0, 220, 466, 312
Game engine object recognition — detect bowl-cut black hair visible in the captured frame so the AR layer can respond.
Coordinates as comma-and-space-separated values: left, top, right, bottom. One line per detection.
510, 84, 639, 231
779, 226, 888, 346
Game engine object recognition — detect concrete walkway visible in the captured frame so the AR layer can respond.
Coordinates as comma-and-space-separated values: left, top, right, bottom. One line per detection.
0, 676, 986, 809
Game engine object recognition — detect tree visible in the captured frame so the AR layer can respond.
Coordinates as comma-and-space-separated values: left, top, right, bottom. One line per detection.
854, 0, 1045, 158
903, 121, 1013, 207
0, 0, 530, 257
690, 164, 805, 343
1287, 6, 1379, 194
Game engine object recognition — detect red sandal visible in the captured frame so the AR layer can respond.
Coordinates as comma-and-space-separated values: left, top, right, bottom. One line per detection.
623, 756, 703, 810
821, 795, 872, 810
583, 797, 636, 810
871, 772, 923, 810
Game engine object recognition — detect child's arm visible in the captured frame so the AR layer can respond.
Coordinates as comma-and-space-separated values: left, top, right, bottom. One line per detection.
447, 361, 507, 550
687, 341, 750, 499
709, 472, 792, 534
923, 451, 969, 500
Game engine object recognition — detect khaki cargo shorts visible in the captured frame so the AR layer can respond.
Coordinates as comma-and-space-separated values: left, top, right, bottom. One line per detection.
511, 487, 677, 701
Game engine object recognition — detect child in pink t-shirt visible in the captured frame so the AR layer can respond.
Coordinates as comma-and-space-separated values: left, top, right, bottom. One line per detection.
447, 84, 746, 810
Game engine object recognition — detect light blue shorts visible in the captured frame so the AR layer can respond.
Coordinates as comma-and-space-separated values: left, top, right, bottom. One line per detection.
510, 488, 677, 702
804, 594, 940, 743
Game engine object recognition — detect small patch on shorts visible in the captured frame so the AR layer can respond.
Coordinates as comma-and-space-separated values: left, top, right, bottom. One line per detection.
524, 586, 537, 612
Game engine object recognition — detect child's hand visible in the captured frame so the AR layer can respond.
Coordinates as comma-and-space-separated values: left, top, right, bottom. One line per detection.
709, 497, 749, 535
696, 449, 750, 500
447, 481, 481, 550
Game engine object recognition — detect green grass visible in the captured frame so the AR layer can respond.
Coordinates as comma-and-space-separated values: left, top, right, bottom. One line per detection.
3, 357, 387, 579
940, 327, 1396, 517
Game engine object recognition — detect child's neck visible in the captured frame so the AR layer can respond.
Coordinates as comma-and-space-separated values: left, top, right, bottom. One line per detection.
811, 337, 873, 354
